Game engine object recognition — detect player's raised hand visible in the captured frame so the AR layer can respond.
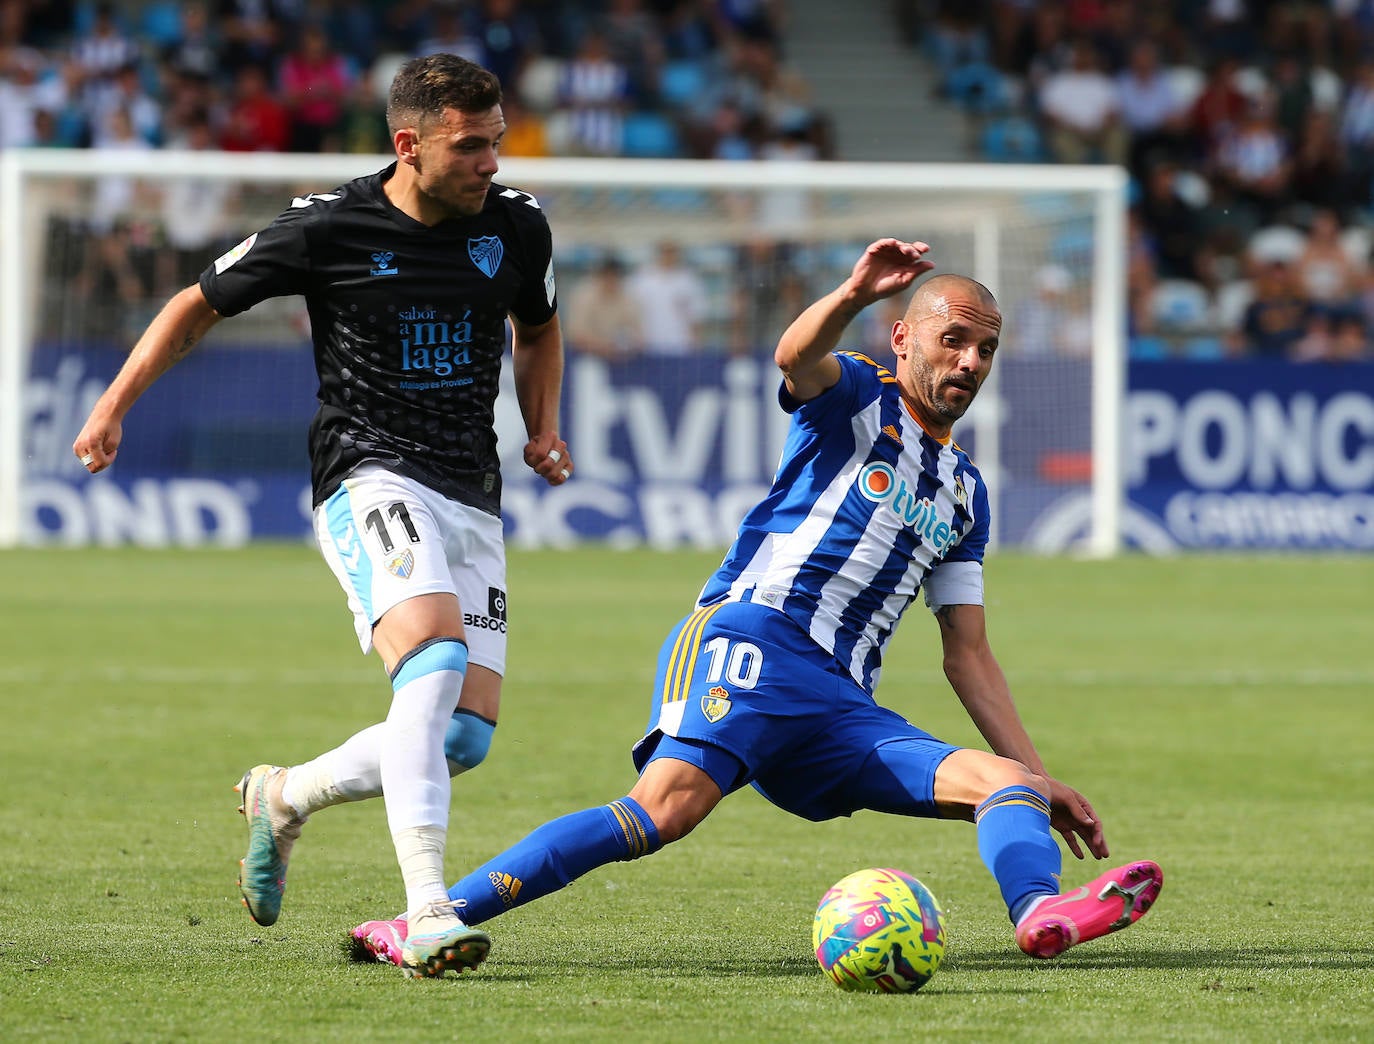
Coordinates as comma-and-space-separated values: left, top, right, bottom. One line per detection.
73, 413, 122, 474
524, 431, 572, 486
1046, 777, 1108, 860
849, 238, 935, 305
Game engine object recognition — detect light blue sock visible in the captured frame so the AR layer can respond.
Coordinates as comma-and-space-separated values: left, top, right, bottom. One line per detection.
444, 709, 495, 774
975, 785, 1062, 923
447, 797, 661, 925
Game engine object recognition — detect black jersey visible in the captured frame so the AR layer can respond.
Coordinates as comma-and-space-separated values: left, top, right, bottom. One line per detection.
199, 163, 557, 515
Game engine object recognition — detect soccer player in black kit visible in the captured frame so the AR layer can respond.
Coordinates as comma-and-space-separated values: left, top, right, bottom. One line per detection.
72, 54, 568, 978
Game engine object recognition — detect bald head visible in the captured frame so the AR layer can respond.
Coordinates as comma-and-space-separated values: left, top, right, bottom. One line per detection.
904, 274, 999, 325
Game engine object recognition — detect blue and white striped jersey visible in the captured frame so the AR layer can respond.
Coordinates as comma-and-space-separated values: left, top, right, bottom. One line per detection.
697, 351, 990, 693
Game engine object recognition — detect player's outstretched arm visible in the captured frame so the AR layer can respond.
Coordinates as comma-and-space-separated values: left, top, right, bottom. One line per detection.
512, 312, 572, 486
934, 602, 1108, 860
73, 284, 223, 474
775, 238, 933, 403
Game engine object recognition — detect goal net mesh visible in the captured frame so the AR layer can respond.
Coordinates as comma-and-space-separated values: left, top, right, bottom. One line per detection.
5, 153, 1119, 551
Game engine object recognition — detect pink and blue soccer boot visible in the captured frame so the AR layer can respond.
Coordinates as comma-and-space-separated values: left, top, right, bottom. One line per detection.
1016, 860, 1163, 958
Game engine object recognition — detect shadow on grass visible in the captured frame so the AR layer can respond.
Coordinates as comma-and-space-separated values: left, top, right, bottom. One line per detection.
946, 943, 1374, 973
343, 941, 1374, 986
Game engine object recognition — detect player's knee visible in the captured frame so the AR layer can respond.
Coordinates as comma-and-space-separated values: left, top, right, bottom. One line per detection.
981, 758, 1049, 804
444, 710, 496, 776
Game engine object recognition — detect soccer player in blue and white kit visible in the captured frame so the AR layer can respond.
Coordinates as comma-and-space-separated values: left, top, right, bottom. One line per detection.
72, 55, 569, 978
351, 238, 1164, 968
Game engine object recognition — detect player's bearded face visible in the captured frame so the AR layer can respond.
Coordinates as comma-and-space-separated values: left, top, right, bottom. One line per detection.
414, 106, 505, 218
901, 299, 1001, 424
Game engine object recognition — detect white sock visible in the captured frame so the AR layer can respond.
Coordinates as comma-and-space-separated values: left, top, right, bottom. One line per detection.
380, 640, 467, 910
394, 824, 453, 918
282, 723, 386, 816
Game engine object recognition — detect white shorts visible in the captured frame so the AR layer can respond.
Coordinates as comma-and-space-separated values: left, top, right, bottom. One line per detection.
313, 465, 507, 674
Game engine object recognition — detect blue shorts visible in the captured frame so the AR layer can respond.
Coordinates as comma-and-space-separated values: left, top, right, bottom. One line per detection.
631, 601, 959, 822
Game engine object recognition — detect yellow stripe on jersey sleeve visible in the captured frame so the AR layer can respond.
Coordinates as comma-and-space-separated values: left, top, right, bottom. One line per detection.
835, 350, 895, 382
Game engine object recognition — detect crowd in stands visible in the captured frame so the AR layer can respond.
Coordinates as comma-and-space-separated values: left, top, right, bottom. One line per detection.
0, 1, 826, 161
910, 0, 1374, 362
10, 1, 1373, 364
0, 0, 837, 343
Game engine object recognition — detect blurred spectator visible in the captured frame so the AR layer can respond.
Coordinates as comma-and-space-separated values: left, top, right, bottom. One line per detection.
1235, 257, 1311, 357
1328, 311, 1372, 362
1116, 39, 1188, 175
498, 93, 549, 157
1012, 264, 1093, 358
472, 0, 541, 93
0, 45, 45, 148
416, 3, 483, 63
89, 61, 162, 146
627, 240, 708, 355
1209, 96, 1291, 226
1290, 304, 1370, 363
859, 293, 905, 365
279, 23, 355, 153
70, 3, 139, 87
1296, 208, 1362, 305
75, 106, 155, 317
565, 255, 644, 359
216, 0, 294, 76
1270, 53, 1312, 145
755, 122, 819, 236
1037, 39, 1126, 165
705, 97, 760, 160
602, 0, 664, 103
1187, 56, 1249, 163
219, 63, 291, 152
1201, 0, 1257, 61
338, 74, 390, 154
1291, 306, 1337, 362
1289, 108, 1349, 213
1138, 160, 1209, 283
729, 240, 810, 355
156, 110, 236, 295
1338, 59, 1374, 210
162, 2, 221, 82
556, 29, 630, 157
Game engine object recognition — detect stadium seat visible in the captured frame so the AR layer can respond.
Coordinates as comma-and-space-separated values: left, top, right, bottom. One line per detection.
1150, 278, 1212, 332
944, 63, 1010, 115
620, 112, 681, 158
1129, 335, 1171, 360
1181, 336, 1225, 359
140, 2, 181, 46
658, 60, 707, 109
979, 116, 1044, 162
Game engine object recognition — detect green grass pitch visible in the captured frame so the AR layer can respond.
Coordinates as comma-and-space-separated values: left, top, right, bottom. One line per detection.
2, 546, 1371, 1041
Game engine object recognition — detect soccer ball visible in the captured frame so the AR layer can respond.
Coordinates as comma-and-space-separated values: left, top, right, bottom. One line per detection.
812, 867, 947, 993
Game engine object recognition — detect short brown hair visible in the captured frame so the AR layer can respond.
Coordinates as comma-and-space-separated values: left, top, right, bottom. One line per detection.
386, 53, 502, 134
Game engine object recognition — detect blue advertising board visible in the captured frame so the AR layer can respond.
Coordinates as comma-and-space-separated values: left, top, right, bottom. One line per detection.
1125, 360, 1374, 550
20, 343, 1374, 551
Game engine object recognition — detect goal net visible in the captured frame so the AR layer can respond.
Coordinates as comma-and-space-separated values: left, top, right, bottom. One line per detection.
0, 151, 1126, 553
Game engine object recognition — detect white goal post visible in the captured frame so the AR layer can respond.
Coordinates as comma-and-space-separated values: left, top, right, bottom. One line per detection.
0, 150, 1126, 553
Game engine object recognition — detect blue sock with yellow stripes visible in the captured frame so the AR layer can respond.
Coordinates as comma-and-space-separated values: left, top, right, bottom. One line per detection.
446, 797, 661, 925
974, 785, 1063, 923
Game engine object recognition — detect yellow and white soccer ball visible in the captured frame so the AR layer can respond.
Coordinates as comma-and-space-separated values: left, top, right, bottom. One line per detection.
812, 867, 947, 993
